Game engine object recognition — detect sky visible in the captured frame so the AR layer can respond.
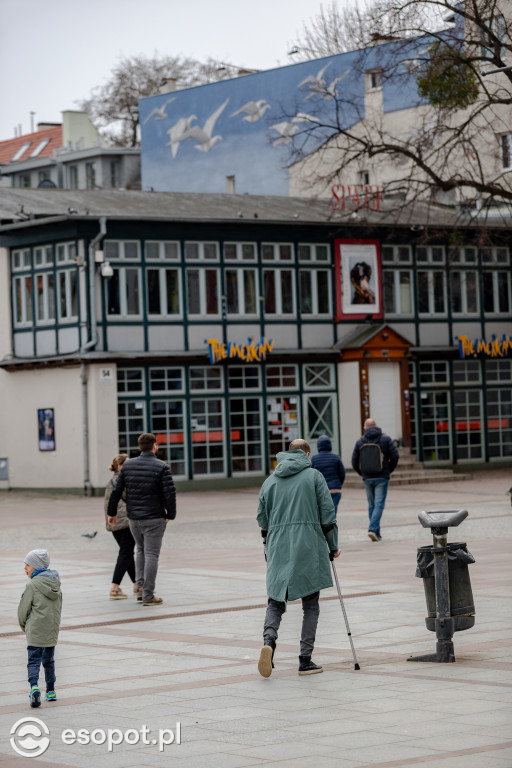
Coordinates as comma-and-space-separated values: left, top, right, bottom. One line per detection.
0, 0, 351, 141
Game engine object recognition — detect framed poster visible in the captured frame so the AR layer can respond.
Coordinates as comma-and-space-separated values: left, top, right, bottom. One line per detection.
38, 408, 55, 451
335, 239, 383, 321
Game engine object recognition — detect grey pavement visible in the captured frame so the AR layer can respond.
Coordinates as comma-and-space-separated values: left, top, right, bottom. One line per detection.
1, 468, 512, 767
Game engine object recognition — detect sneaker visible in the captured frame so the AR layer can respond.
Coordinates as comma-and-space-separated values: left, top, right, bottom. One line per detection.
258, 640, 276, 679
45, 691, 57, 702
136, 587, 143, 602
29, 686, 41, 708
142, 596, 163, 606
110, 586, 128, 600
368, 531, 379, 542
133, 584, 140, 594
298, 656, 323, 676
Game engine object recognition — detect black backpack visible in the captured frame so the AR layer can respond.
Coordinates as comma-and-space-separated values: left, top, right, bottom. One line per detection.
359, 437, 383, 476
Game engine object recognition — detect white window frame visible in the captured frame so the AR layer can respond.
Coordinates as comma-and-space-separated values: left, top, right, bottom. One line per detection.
416, 245, 445, 264
117, 367, 145, 394
35, 272, 55, 324
106, 267, 142, 318
297, 244, 330, 263
146, 266, 182, 317
223, 242, 257, 262
227, 365, 262, 392
448, 246, 478, 264
481, 246, 509, 265
104, 240, 141, 261
186, 267, 220, 317
263, 268, 296, 316
483, 269, 511, 314
56, 241, 77, 265
225, 267, 259, 317
149, 367, 185, 395
12, 248, 31, 271
57, 269, 78, 321
145, 241, 180, 261
34, 245, 53, 267
299, 268, 331, 316
30, 139, 51, 158
381, 245, 412, 264
383, 269, 414, 315
189, 366, 224, 393
11, 142, 31, 162
450, 270, 479, 315
261, 243, 294, 261
13, 275, 33, 326
417, 269, 447, 315
303, 363, 335, 390
184, 241, 219, 261
266, 364, 299, 390
365, 68, 383, 91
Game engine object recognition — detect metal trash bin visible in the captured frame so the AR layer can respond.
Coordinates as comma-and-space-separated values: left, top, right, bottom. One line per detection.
416, 543, 475, 632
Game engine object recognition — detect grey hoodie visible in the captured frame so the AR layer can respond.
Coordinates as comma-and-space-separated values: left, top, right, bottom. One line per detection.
18, 570, 62, 647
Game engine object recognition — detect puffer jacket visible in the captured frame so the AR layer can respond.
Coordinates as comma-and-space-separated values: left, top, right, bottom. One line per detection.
311, 435, 346, 491
351, 426, 399, 479
107, 451, 176, 521
257, 450, 338, 602
104, 472, 129, 532
18, 570, 62, 647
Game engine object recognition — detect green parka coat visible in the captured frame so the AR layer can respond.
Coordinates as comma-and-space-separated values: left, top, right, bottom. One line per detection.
18, 571, 62, 647
257, 450, 339, 602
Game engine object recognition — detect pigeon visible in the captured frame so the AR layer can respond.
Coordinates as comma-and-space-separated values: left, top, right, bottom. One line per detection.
81, 531, 97, 539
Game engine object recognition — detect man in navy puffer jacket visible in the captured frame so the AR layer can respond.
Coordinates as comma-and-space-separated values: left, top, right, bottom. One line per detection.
311, 435, 346, 518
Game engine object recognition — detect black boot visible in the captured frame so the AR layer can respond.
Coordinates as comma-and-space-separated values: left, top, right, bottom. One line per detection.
258, 638, 276, 678
298, 655, 323, 675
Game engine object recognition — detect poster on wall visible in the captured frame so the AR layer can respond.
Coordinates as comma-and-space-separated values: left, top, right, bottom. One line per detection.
38, 408, 55, 451
335, 239, 383, 321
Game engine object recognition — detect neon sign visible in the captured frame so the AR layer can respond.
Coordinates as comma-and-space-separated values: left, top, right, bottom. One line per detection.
205, 337, 274, 364
455, 333, 512, 359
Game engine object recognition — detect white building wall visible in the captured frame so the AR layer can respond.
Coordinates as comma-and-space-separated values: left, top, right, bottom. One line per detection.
0, 247, 12, 488
338, 361, 361, 467
87, 363, 119, 490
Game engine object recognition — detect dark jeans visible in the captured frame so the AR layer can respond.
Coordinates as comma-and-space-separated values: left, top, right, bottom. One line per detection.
27, 646, 55, 690
129, 518, 166, 601
112, 527, 136, 585
331, 492, 342, 519
263, 591, 320, 657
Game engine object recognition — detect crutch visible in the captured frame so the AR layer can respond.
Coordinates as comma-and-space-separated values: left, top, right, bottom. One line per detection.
331, 559, 360, 670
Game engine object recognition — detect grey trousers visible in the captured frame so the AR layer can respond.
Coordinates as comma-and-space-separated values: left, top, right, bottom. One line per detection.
129, 518, 166, 601
263, 591, 320, 657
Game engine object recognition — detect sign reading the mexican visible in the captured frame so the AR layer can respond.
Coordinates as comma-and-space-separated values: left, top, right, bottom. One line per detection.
205, 337, 274, 364
456, 333, 512, 359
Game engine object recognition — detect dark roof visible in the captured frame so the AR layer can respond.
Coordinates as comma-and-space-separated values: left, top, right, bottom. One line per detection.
0, 188, 466, 230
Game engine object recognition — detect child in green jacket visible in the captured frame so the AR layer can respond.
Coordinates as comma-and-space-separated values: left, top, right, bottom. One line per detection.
18, 549, 62, 708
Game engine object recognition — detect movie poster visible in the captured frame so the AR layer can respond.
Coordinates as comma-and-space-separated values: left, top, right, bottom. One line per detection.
38, 408, 55, 451
335, 240, 383, 320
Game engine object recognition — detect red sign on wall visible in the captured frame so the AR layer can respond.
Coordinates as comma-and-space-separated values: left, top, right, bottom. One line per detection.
331, 184, 384, 212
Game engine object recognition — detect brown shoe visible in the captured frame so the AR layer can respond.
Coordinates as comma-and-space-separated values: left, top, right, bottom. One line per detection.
136, 587, 143, 601
133, 584, 140, 594
110, 586, 128, 600
143, 596, 163, 606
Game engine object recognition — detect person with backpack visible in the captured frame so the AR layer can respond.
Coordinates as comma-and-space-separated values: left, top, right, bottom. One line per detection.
351, 418, 399, 542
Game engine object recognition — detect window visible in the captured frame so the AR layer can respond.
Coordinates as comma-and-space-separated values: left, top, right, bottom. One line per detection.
299, 269, 330, 315
383, 270, 413, 315
366, 69, 382, 90
304, 364, 334, 389
13, 275, 33, 325
448, 246, 477, 264
451, 271, 479, 314
500, 134, 511, 170
453, 361, 481, 385
483, 270, 511, 313
486, 360, 512, 383
419, 362, 449, 385
223, 242, 256, 261
57, 270, 78, 321
151, 400, 187, 476
487, 389, 512, 459
481, 14, 506, 60
454, 390, 484, 461
86, 162, 96, 189
35, 273, 55, 323
381, 245, 412, 264
417, 270, 447, 314
104, 240, 140, 261
359, 170, 370, 185
186, 268, 219, 316
56, 242, 76, 264
107, 268, 141, 316
267, 396, 299, 462
11, 142, 31, 162
117, 368, 145, 394
118, 400, 146, 457
416, 245, 445, 264
34, 246, 53, 267
18, 174, 31, 188
226, 268, 257, 315
481, 247, 509, 264
298, 244, 329, 262
263, 269, 295, 315
110, 161, 119, 188
147, 268, 181, 316
190, 399, 225, 475
189, 366, 223, 392
305, 394, 336, 440
420, 390, 451, 463
30, 139, 50, 158
69, 166, 79, 189
149, 367, 184, 394
230, 397, 263, 473
145, 241, 179, 261
261, 243, 293, 261
266, 365, 298, 389
12, 248, 31, 271
184, 242, 219, 261
38, 170, 51, 184
228, 366, 261, 390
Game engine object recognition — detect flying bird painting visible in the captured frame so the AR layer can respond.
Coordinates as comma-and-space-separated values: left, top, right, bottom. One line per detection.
230, 100, 271, 122
143, 97, 176, 124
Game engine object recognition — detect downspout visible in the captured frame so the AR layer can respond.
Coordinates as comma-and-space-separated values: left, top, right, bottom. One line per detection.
81, 217, 107, 497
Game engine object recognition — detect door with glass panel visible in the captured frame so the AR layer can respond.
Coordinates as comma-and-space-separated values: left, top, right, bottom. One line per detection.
190, 399, 225, 476
304, 394, 337, 448
118, 401, 146, 457
150, 400, 187, 478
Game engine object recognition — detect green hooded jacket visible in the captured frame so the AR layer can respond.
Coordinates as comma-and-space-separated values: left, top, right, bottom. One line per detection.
18, 571, 62, 647
257, 450, 339, 602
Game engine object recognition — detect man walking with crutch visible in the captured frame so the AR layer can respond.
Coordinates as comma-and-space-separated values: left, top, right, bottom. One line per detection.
257, 438, 340, 678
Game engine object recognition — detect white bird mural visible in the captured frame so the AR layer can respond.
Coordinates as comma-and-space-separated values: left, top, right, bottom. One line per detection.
143, 97, 176, 124
185, 98, 230, 152
298, 63, 331, 98
230, 100, 271, 122
269, 113, 317, 147
316, 70, 350, 100
166, 115, 198, 159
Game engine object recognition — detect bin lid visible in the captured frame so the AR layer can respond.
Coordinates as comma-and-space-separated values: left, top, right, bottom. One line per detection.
418, 509, 468, 529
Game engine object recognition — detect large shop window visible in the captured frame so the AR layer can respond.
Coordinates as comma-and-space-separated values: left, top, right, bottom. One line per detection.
13, 275, 33, 326
299, 269, 330, 315
417, 270, 447, 315
487, 389, 512, 459
57, 270, 78, 321
267, 396, 299, 462
118, 401, 146, 457
263, 269, 295, 315
451, 271, 479, 314
147, 268, 181, 316
186, 268, 219, 316
107, 268, 141, 316
226, 268, 257, 315
230, 397, 263, 473
454, 390, 484, 461
190, 399, 225, 475
483, 270, 511, 314
35, 273, 55, 323
383, 270, 413, 315
420, 390, 451, 463
151, 400, 187, 477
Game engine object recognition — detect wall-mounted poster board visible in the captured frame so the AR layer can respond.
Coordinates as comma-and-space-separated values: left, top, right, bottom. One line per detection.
38, 408, 55, 451
335, 239, 383, 321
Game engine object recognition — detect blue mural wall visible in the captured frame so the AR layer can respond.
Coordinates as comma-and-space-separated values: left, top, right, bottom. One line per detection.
140, 36, 431, 195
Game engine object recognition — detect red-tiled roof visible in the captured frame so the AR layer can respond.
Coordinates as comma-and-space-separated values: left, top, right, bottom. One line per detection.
0, 126, 62, 165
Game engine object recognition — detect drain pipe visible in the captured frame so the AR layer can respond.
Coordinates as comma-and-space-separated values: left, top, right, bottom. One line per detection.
81, 217, 107, 497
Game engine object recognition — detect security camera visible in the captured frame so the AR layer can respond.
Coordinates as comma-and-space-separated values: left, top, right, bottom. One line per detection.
100, 261, 114, 278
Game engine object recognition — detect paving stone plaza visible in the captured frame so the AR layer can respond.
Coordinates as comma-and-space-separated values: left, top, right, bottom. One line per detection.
1, 469, 511, 768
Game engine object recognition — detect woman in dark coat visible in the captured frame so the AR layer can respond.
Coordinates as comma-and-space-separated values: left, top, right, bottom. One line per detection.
311, 435, 346, 518
104, 454, 136, 600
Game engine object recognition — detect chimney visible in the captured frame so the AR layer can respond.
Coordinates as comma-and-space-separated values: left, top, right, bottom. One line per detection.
226, 175, 236, 194
37, 122, 61, 131
159, 77, 178, 94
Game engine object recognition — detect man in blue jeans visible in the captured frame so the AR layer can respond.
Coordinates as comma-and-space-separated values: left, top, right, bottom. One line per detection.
351, 418, 399, 542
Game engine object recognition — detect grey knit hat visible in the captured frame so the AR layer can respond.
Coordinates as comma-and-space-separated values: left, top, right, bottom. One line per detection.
24, 549, 50, 570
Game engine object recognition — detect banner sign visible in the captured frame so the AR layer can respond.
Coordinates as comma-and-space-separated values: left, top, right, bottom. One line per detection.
331, 184, 384, 212
456, 333, 512, 359
205, 337, 273, 364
